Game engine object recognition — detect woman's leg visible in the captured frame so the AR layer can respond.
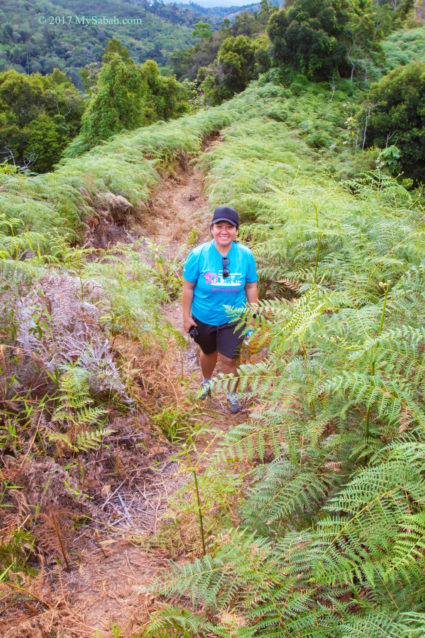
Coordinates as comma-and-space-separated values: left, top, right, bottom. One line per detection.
220, 354, 238, 379
200, 349, 218, 379
217, 322, 242, 387
220, 354, 241, 412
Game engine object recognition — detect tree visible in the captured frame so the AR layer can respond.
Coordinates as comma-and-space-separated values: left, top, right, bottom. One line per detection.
373, 0, 414, 36
26, 114, 69, 173
140, 59, 189, 124
268, 0, 353, 80
345, 0, 384, 80
201, 35, 257, 104
364, 61, 425, 183
192, 21, 213, 42
253, 34, 272, 75
78, 51, 145, 150
218, 36, 256, 93
74, 42, 189, 154
102, 38, 131, 63
0, 69, 84, 172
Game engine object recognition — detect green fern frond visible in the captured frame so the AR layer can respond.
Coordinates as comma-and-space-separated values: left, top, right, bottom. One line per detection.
242, 457, 339, 531
141, 605, 206, 637
75, 427, 114, 452
340, 612, 404, 638
383, 512, 425, 584
48, 427, 113, 453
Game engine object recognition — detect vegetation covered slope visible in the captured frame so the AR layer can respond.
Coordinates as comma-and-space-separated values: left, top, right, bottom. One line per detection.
138, 83, 425, 635
381, 24, 425, 69
2, 17, 425, 638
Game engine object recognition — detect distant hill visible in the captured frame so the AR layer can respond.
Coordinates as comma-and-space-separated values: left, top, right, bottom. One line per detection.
166, 0, 280, 7
168, 1, 260, 16
172, 0, 262, 10
0, 0, 226, 87
177, 0, 279, 18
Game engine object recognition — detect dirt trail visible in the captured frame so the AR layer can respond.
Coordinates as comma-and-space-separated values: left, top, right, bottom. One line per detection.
63, 150, 215, 638
4, 135, 251, 638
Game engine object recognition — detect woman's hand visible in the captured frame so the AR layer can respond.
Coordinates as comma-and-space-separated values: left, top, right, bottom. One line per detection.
183, 316, 197, 333
182, 279, 196, 332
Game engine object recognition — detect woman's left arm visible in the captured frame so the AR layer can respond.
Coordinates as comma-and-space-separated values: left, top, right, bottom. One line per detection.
245, 282, 258, 306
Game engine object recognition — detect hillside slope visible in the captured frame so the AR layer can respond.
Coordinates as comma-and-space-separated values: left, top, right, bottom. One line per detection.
2, 30, 425, 634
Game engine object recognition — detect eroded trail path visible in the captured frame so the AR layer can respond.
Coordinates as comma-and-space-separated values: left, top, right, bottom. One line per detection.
17, 135, 246, 638
65, 152, 213, 638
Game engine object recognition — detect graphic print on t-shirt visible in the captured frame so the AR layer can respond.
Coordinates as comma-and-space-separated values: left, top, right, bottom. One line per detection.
204, 270, 242, 290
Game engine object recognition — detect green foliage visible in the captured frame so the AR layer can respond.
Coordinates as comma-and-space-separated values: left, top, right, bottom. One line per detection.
202, 35, 257, 104
171, 5, 273, 83
0, 0, 202, 82
0, 528, 35, 577
381, 25, 425, 70
140, 78, 425, 636
0, 92, 240, 258
152, 405, 199, 443
171, 37, 222, 83
70, 44, 189, 154
268, 0, 353, 80
3, 58, 425, 632
364, 60, 425, 182
192, 21, 213, 42
0, 68, 84, 172
76, 50, 145, 152
267, 0, 411, 82
87, 243, 170, 342
218, 36, 256, 94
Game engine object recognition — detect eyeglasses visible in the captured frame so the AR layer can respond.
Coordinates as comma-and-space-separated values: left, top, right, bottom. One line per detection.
222, 257, 230, 279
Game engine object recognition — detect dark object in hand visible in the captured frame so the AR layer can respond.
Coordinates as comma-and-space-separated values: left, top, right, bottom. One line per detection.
189, 325, 199, 339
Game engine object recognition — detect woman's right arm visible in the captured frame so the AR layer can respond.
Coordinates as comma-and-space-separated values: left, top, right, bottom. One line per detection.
182, 279, 197, 333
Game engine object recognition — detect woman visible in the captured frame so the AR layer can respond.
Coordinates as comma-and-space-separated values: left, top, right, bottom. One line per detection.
182, 206, 258, 413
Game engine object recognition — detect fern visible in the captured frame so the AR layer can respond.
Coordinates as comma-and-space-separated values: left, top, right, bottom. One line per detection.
48, 426, 113, 453
141, 83, 425, 636
49, 364, 110, 455
340, 612, 405, 637
241, 455, 340, 532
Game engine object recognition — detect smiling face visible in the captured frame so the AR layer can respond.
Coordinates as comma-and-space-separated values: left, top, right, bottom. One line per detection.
211, 221, 238, 251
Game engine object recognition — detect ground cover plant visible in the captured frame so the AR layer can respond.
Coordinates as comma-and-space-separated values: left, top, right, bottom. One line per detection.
380, 24, 425, 70
138, 80, 425, 636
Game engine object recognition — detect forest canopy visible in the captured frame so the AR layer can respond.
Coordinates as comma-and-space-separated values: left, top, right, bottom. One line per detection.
0, 67, 84, 172
65, 40, 189, 157
364, 60, 425, 183
0, 0, 204, 85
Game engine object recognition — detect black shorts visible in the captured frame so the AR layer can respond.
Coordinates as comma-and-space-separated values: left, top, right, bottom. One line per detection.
192, 316, 245, 360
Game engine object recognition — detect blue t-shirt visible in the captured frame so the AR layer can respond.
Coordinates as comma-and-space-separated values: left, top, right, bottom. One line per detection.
183, 240, 257, 326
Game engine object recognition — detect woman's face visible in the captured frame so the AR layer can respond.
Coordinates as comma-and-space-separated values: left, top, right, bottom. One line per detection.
211, 221, 238, 249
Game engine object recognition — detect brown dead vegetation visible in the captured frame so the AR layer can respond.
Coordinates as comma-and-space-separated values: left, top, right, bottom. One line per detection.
1, 134, 240, 637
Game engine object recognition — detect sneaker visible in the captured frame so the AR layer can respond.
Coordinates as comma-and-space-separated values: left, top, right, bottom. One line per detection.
227, 393, 242, 414
197, 380, 211, 400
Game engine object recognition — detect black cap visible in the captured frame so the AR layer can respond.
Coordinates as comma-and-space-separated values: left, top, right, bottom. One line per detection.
211, 206, 239, 228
